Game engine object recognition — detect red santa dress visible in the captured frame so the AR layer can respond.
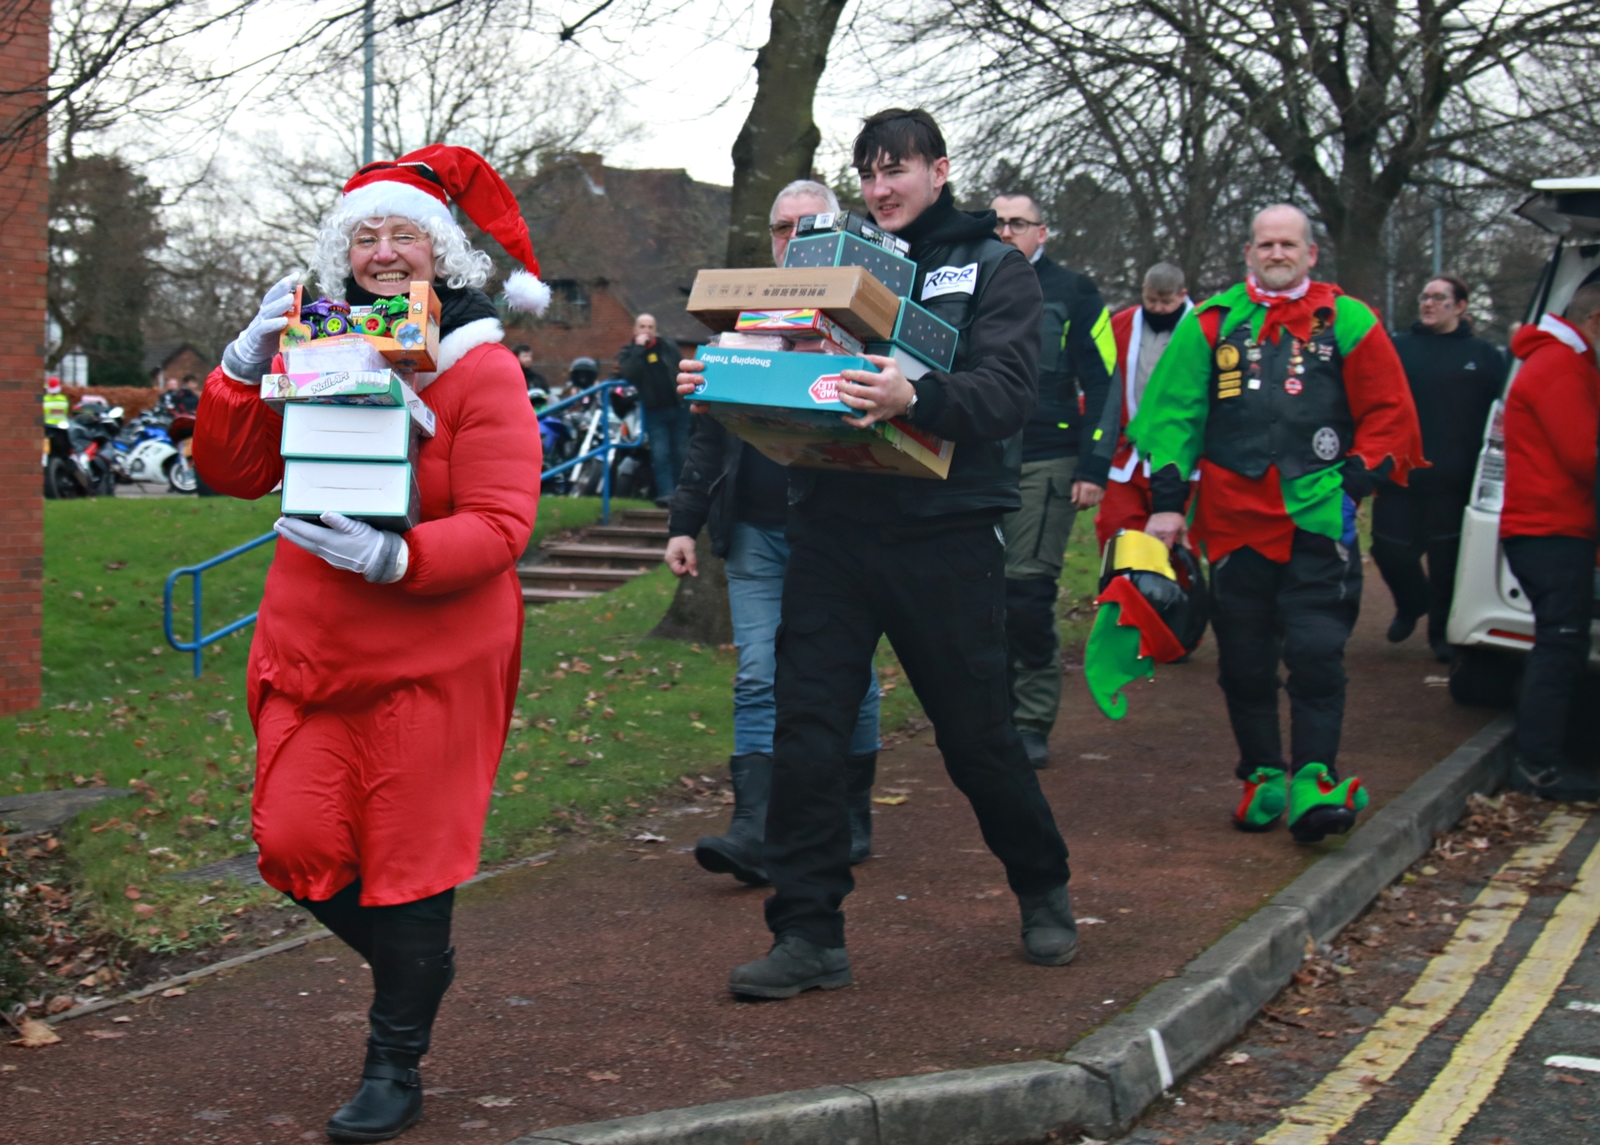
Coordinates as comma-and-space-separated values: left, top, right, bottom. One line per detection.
195, 317, 541, 906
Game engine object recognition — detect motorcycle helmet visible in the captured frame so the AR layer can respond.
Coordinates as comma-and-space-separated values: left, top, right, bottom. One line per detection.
568, 357, 598, 388
1097, 529, 1208, 655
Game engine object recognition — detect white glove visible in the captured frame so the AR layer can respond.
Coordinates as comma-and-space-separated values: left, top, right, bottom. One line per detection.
222, 273, 299, 381
274, 512, 409, 583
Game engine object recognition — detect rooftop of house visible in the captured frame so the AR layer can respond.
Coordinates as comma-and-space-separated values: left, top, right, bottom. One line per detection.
478, 152, 731, 345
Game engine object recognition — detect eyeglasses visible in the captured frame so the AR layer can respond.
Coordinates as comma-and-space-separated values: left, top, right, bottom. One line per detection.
996, 218, 1041, 233
769, 222, 797, 239
1418, 291, 1456, 304
353, 232, 424, 250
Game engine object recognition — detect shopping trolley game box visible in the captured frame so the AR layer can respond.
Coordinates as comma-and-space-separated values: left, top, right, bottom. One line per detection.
692, 346, 953, 480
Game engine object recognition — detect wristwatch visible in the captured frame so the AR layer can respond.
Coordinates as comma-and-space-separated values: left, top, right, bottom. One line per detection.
903, 387, 919, 419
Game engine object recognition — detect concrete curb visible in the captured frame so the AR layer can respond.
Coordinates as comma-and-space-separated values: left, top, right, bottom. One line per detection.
47, 851, 555, 1027
509, 713, 1515, 1145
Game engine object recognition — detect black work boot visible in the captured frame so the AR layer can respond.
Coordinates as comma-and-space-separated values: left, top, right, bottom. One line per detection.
327, 945, 455, 1143
1018, 885, 1079, 966
728, 935, 852, 999
694, 753, 772, 886
846, 750, 877, 865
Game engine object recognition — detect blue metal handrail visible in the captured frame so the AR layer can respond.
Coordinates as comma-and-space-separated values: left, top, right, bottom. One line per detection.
537, 379, 629, 524
164, 532, 277, 678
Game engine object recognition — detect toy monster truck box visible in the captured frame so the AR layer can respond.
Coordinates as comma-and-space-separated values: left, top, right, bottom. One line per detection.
279, 280, 442, 372
687, 267, 901, 342
691, 345, 953, 480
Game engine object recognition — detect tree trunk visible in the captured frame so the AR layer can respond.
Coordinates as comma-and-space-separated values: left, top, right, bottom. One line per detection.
724, 0, 849, 270
653, 0, 845, 644
649, 528, 734, 645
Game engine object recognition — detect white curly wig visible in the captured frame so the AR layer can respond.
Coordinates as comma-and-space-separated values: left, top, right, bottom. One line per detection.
310, 206, 495, 301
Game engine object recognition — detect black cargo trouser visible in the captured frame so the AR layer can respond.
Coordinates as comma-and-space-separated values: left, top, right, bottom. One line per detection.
764, 513, 1072, 949
1503, 534, 1597, 772
1370, 482, 1470, 646
1209, 529, 1363, 781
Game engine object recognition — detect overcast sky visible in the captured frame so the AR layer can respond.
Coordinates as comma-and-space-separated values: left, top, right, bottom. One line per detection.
143, 0, 924, 191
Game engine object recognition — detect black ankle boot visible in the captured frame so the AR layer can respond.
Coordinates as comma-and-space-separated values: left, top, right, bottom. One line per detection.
846, 751, 877, 865
326, 1051, 423, 1143
695, 753, 772, 885
327, 944, 455, 1143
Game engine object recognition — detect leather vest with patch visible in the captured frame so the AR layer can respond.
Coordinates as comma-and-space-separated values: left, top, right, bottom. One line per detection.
1203, 308, 1354, 480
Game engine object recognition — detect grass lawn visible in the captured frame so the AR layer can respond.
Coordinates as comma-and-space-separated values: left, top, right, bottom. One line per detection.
4, 494, 1100, 979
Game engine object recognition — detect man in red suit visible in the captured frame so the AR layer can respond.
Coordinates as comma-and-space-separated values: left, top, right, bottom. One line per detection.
1098, 262, 1192, 549
1499, 279, 1600, 799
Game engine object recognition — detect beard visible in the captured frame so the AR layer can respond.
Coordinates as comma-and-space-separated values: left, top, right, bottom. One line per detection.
1252, 260, 1306, 291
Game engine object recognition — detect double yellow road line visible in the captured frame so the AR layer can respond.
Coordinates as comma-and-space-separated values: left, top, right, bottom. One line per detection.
1258, 809, 1597, 1145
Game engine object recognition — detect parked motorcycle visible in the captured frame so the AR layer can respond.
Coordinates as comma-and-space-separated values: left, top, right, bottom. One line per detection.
44, 415, 118, 499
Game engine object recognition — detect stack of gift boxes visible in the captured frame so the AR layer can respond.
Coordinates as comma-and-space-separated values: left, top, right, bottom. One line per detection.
685, 211, 961, 479
261, 281, 442, 531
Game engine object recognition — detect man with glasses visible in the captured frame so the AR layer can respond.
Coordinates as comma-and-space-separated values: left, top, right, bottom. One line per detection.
989, 192, 1118, 768
1373, 275, 1504, 662
665, 179, 883, 890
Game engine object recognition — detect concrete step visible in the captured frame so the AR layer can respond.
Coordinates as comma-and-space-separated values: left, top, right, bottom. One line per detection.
520, 565, 648, 592
585, 525, 669, 544
538, 543, 667, 569
619, 507, 669, 523
523, 586, 605, 605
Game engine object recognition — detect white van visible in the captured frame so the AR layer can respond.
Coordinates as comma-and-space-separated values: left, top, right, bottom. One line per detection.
1446, 176, 1600, 706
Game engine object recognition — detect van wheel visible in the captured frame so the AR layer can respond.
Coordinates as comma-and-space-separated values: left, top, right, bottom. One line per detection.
1448, 646, 1520, 708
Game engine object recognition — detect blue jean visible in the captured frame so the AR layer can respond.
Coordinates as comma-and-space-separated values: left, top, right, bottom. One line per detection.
644, 402, 693, 498
725, 521, 880, 757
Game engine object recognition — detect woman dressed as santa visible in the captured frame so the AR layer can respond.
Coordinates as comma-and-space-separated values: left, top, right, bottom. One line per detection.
195, 146, 547, 1143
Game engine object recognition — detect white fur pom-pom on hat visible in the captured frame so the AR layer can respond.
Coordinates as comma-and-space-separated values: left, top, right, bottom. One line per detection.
503, 269, 552, 316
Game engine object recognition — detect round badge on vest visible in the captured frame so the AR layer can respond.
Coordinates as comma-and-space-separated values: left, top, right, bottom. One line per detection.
1285, 376, 1303, 395
1312, 427, 1341, 461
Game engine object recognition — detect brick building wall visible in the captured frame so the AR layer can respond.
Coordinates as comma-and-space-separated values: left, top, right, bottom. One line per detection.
0, 0, 48, 714
504, 287, 640, 386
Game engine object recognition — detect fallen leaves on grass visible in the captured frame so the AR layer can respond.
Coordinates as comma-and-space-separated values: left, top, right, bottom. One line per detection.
872, 795, 908, 806
473, 1095, 514, 1107
84, 1029, 126, 1039
1225, 1052, 1251, 1065
161, 987, 187, 998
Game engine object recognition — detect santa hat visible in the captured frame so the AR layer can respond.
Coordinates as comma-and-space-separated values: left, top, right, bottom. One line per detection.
341, 144, 550, 315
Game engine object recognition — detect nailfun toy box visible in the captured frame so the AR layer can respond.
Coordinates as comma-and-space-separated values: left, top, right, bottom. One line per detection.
692, 346, 953, 480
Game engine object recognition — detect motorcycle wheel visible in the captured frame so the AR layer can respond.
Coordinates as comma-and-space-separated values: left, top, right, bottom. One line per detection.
45, 458, 82, 500
168, 456, 198, 494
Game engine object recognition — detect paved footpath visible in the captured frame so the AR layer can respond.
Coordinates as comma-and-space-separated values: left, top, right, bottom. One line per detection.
2, 601, 1489, 1144
1123, 794, 1600, 1145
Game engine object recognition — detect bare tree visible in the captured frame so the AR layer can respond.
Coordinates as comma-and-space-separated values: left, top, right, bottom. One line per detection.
892, 0, 1600, 302
725, 0, 848, 268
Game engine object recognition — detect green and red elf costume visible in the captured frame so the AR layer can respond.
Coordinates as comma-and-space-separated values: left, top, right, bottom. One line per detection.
1127, 276, 1425, 842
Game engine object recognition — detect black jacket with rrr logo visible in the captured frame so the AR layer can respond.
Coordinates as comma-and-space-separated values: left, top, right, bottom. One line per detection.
798, 187, 1043, 524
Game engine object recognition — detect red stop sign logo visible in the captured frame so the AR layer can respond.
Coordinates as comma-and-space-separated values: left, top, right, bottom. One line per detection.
809, 375, 843, 403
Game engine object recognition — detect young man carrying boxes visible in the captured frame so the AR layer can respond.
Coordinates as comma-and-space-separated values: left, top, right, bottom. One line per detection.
680, 108, 1077, 998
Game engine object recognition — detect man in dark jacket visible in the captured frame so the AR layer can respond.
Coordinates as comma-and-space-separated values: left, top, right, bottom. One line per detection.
989, 192, 1118, 767
665, 179, 881, 889
680, 108, 1077, 998
618, 313, 689, 503
1373, 274, 1504, 661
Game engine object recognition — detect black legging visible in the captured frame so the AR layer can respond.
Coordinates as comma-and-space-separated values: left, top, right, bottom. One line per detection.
296, 882, 456, 1065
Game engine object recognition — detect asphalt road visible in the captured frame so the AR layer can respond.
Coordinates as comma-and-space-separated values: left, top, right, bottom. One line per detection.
1125, 799, 1600, 1145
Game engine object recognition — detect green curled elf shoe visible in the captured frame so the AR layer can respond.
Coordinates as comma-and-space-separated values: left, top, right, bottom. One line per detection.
1232, 766, 1287, 832
1287, 763, 1370, 844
